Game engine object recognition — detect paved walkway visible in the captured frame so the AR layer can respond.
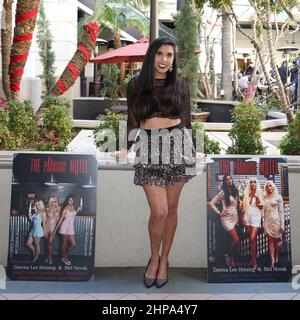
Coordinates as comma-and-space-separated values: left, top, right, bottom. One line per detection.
1, 268, 299, 300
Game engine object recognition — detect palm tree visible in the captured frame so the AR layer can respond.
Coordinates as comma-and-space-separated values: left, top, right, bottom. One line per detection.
100, 1, 150, 80
50, 1, 102, 96
77, 1, 150, 83
9, 0, 40, 101
1, 0, 13, 100
297, 63, 300, 110
194, 1, 235, 100
221, 7, 233, 100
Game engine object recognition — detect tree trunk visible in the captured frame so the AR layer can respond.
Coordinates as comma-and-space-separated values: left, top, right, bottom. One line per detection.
221, 8, 233, 100
177, 0, 183, 10
230, 15, 242, 100
265, 0, 293, 123
50, 23, 100, 97
297, 63, 300, 110
228, 4, 280, 102
113, 29, 125, 84
9, 0, 40, 101
1, 0, 13, 100
203, 24, 212, 99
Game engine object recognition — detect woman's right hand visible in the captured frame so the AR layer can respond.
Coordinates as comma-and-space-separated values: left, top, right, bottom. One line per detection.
111, 149, 128, 160
49, 232, 55, 243
242, 216, 248, 226
219, 209, 228, 217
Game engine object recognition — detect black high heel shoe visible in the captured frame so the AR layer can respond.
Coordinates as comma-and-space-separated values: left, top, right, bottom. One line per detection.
143, 258, 157, 288
155, 261, 169, 288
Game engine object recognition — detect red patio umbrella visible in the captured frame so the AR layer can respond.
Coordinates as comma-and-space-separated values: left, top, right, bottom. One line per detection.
90, 37, 201, 64
90, 37, 149, 64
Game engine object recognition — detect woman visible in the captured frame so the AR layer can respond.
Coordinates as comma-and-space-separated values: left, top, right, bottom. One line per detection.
45, 196, 61, 264
241, 177, 264, 268
208, 175, 240, 267
27, 200, 47, 263
113, 37, 196, 288
263, 180, 285, 267
52, 195, 82, 265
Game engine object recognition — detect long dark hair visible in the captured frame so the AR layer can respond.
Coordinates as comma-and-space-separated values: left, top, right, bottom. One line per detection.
221, 175, 239, 207
62, 194, 74, 210
129, 37, 182, 122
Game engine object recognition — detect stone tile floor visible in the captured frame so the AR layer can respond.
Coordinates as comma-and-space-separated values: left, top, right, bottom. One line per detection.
1, 268, 299, 300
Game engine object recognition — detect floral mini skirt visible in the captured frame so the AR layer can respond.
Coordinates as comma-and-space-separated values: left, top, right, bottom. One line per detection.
133, 123, 196, 187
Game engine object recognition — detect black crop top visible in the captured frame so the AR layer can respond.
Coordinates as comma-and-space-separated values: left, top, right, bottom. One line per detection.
147, 95, 181, 118
124, 77, 192, 150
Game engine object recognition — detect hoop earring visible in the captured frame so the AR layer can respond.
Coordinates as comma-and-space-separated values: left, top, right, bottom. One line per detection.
169, 66, 173, 72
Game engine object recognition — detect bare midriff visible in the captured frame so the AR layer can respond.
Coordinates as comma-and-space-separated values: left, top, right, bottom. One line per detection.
140, 117, 181, 129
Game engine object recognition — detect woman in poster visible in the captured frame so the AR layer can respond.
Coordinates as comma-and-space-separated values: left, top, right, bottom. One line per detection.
52, 195, 82, 265
45, 196, 61, 264
112, 37, 196, 288
208, 175, 240, 267
26, 200, 47, 263
241, 177, 264, 268
263, 180, 285, 266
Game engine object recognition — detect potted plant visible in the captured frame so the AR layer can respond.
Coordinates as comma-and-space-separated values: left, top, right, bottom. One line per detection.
227, 100, 265, 155
191, 104, 210, 122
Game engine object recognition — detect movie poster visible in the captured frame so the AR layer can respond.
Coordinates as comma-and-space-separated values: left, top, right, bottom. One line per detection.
207, 156, 292, 283
7, 153, 97, 281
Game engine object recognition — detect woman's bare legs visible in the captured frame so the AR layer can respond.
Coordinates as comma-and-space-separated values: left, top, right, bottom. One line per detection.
248, 226, 259, 266
27, 236, 41, 262
61, 235, 76, 263
27, 236, 35, 258
143, 184, 168, 280
227, 227, 240, 267
61, 235, 69, 262
157, 181, 185, 280
47, 236, 54, 263
65, 235, 76, 262
266, 234, 275, 266
274, 237, 281, 264
33, 237, 41, 262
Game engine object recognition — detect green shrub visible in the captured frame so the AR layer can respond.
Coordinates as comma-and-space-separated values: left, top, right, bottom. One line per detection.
8, 100, 38, 147
279, 111, 300, 155
100, 65, 124, 105
93, 111, 127, 152
204, 133, 221, 154
227, 100, 265, 155
258, 97, 281, 112
0, 109, 15, 149
38, 96, 73, 151
192, 121, 221, 155
174, 0, 200, 111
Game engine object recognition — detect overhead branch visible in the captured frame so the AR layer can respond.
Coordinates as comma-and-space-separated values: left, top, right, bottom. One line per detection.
278, 0, 300, 23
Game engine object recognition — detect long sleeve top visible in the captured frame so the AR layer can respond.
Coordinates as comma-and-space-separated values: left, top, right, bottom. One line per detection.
124, 77, 192, 150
